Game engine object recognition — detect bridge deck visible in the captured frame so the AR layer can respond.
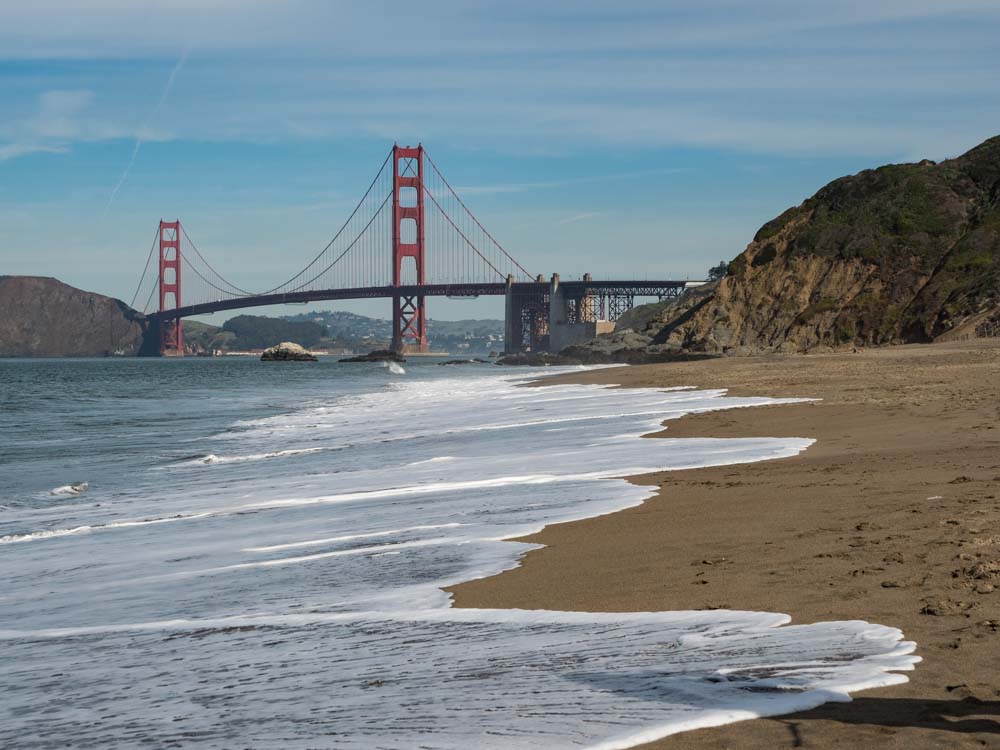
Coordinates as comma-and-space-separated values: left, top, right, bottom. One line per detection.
151, 281, 699, 320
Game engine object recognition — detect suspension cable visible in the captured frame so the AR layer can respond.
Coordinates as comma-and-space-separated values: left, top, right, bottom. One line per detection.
255, 148, 394, 296
141, 277, 158, 315
128, 227, 160, 310
179, 251, 246, 298
400, 155, 504, 282
423, 150, 532, 279
420, 173, 505, 280
284, 191, 393, 294
180, 223, 255, 296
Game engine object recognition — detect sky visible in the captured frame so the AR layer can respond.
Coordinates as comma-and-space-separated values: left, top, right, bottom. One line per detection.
2, 0, 998, 322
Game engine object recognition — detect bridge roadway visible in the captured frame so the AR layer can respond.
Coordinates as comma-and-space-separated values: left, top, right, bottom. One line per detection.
149, 280, 695, 321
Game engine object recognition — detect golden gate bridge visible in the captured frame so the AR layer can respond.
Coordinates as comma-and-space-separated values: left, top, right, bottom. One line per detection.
131, 145, 701, 355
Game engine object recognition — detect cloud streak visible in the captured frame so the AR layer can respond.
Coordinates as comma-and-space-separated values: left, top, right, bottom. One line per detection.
103, 46, 189, 215
556, 212, 602, 226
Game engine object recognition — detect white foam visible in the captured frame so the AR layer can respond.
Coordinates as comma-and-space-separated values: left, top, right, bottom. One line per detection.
0, 512, 213, 545
243, 523, 466, 552
1, 369, 918, 749
177, 446, 329, 466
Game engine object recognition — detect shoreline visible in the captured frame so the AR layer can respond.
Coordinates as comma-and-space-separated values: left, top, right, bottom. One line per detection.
449, 339, 1000, 748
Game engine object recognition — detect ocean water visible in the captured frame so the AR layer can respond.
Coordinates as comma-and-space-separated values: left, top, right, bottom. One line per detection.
0, 358, 917, 749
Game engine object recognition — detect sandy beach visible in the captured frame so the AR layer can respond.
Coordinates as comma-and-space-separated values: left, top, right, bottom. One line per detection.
450, 339, 1000, 748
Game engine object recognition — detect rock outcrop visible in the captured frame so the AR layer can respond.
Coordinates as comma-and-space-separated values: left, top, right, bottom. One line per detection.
0, 276, 148, 357
260, 342, 318, 361
571, 135, 1000, 358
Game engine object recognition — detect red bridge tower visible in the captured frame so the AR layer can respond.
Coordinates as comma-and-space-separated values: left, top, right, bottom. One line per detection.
391, 144, 428, 353
158, 219, 183, 356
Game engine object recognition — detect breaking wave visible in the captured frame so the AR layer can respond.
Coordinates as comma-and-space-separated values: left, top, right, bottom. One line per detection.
1, 367, 917, 749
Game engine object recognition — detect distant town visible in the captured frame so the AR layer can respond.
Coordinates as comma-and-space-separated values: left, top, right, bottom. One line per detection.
182, 310, 505, 356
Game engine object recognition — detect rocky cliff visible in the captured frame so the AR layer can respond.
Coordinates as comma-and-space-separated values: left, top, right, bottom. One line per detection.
572, 135, 1000, 360
0, 276, 148, 356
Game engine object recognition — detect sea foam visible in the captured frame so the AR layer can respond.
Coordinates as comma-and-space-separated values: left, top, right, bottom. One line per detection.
0, 368, 917, 749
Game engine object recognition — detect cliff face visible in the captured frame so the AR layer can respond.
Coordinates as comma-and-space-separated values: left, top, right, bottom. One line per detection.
0, 276, 148, 357
581, 135, 1000, 359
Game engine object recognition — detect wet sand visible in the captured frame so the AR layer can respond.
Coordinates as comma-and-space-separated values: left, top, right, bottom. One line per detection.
449, 339, 1000, 748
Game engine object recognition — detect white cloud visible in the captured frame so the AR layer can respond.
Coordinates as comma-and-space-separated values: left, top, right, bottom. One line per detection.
0, 143, 69, 161
0, 89, 97, 161
0, 1, 996, 159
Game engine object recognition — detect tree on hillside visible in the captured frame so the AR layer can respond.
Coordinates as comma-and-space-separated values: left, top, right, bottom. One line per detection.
707, 261, 729, 281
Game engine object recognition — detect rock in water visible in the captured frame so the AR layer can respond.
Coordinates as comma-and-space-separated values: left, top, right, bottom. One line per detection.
51, 482, 88, 496
260, 342, 318, 361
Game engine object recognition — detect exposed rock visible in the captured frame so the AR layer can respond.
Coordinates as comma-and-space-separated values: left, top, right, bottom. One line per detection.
567, 134, 1000, 359
437, 358, 490, 365
965, 561, 1000, 580
339, 349, 405, 363
494, 352, 582, 366
50, 482, 89, 496
0, 276, 148, 356
260, 342, 318, 361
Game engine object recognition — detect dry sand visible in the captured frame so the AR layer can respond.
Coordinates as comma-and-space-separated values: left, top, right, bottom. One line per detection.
449, 339, 1000, 748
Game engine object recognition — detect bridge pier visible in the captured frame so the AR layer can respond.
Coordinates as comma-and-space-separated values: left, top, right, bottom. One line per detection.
547, 273, 615, 353
501, 274, 691, 355
504, 274, 549, 354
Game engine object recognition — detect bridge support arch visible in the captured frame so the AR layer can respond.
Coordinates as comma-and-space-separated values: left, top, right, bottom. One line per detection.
391, 144, 428, 353
158, 219, 183, 356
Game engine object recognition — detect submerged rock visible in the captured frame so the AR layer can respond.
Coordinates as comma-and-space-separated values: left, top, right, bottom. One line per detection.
437, 358, 490, 366
339, 349, 406, 363
260, 342, 318, 361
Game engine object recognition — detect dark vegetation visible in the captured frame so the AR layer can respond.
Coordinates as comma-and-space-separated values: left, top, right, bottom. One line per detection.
707, 261, 729, 281
221, 315, 328, 349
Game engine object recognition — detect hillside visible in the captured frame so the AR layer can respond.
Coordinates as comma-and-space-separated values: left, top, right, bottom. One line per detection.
570, 135, 1000, 360
285, 310, 504, 353
0, 276, 147, 357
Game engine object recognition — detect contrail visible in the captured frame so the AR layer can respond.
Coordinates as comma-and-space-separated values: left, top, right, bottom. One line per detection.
104, 47, 190, 215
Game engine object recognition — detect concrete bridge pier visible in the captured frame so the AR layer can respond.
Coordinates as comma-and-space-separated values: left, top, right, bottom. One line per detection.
503, 274, 550, 354
504, 272, 619, 354
547, 273, 614, 353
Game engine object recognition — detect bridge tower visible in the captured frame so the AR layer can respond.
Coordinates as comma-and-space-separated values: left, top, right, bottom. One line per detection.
158, 219, 183, 356
391, 144, 428, 353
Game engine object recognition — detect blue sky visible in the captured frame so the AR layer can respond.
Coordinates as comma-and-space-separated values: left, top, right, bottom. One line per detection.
2, 0, 998, 321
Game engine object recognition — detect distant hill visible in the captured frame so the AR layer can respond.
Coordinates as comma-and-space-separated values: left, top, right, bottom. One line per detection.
569, 134, 1000, 360
0, 276, 147, 357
